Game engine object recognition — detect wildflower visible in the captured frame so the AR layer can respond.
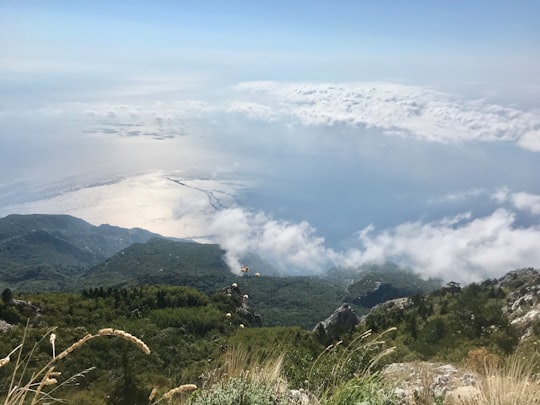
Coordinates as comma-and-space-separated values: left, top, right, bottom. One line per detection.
239, 324, 245, 329
232, 283, 238, 288
243, 294, 249, 300
255, 272, 261, 277
225, 312, 232, 318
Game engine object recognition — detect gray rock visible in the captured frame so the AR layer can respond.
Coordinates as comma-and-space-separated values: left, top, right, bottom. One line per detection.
313, 304, 359, 336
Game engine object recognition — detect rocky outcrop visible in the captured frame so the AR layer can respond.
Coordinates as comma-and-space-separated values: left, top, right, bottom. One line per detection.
0, 319, 13, 332
352, 283, 412, 308
359, 296, 412, 323
499, 268, 540, 339
221, 284, 263, 327
313, 304, 359, 336
382, 362, 479, 404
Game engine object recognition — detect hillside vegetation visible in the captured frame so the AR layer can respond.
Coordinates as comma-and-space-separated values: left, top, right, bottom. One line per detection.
0, 215, 442, 329
1, 214, 538, 403
0, 214, 159, 291
0, 268, 539, 404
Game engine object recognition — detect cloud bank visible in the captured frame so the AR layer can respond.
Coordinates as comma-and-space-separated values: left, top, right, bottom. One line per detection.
209, 208, 335, 274
352, 209, 540, 283
3, 81, 540, 153
231, 81, 540, 151
209, 196, 540, 282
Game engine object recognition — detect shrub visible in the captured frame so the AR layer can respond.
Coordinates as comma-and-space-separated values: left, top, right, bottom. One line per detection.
307, 328, 396, 400
188, 377, 291, 405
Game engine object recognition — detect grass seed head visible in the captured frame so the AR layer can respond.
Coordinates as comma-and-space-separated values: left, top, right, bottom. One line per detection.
0, 356, 10, 368
97, 328, 151, 354
56, 334, 95, 360
148, 387, 158, 402
162, 384, 198, 400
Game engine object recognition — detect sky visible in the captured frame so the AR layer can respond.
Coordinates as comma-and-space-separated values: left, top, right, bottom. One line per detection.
1, 1, 540, 282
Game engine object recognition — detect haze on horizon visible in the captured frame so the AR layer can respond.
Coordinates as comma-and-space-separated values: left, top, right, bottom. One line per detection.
1, 1, 540, 283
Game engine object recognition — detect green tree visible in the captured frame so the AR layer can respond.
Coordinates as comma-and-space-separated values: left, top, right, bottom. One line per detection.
1, 288, 13, 304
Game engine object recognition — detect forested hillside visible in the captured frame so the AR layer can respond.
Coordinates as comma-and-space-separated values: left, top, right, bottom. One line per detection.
0, 214, 160, 291
0, 268, 539, 404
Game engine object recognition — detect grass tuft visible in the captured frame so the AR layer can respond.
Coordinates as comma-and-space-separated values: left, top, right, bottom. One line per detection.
1, 325, 151, 404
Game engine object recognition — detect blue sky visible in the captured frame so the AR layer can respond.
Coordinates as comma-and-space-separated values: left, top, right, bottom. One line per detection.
1, 1, 540, 281
3, 1, 539, 96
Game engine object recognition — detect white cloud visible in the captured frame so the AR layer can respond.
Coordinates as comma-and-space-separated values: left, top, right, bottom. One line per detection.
351, 209, 540, 283
226, 102, 279, 122
209, 208, 334, 275
492, 187, 511, 204
4, 81, 540, 152
3, 169, 540, 282
429, 188, 487, 204
491, 188, 540, 216
209, 205, 540, 282
517, 130, 540, 151
231, 81, 540, 151
511, 192, 540, 216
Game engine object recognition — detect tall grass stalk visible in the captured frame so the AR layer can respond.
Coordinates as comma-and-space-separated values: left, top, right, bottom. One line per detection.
308, 328, 396, 401
474, 353, 540, 405
1, 326, 151, 404
186, 347, 301, 405
201, 347, 285, 390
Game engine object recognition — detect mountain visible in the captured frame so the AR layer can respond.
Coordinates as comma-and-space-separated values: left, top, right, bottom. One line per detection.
81, 238, 235, 294
0, 214, 161, 291
0, 214, 444, 329
322, 262, 442, 308
81, 238, 345, 328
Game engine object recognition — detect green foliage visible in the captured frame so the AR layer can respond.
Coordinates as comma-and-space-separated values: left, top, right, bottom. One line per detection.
150, 307, 224, 335
82, 239, 233, 295
0, 214, 158, 292
323, 375, 397, 405
0, 214, 442, 329
0, 286, 233, 402
363, 281, 519, 361
188, 377, 289, 405
306, 329, 396, 400
242, 276, 345, 329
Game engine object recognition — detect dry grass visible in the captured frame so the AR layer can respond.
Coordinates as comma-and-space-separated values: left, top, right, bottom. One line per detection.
203, 347, 286, 389
472, 354, 540, 405
0, 325, 151, 405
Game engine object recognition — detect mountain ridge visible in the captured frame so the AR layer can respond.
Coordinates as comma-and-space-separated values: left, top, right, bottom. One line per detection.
0, 213, 162, 291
